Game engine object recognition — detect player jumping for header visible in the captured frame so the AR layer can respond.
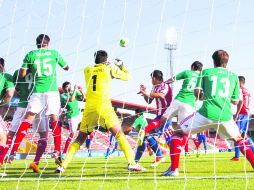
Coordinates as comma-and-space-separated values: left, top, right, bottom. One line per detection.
56, 50, 144, 173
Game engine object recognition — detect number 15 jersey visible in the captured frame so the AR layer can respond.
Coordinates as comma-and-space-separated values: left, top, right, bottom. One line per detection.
22, 48, 68, 93
84, 63, 130, 111
196, 67, 240, 122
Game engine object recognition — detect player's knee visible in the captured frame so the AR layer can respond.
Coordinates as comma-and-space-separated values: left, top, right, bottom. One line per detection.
25, 112, 36, 121
161, 116, 168, 125
49, 114, 58, 123
234, 134, 243, 142
109, 125, 123, 136
173, 129, 184, 137
8, 131, 15, 137
75, 131, 88, 145
39, 131, 48, 141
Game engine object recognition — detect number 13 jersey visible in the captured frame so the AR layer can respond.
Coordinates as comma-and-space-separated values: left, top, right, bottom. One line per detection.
196, 67, 240, 121
84, 63, 130, 111
22, 48, 67, 93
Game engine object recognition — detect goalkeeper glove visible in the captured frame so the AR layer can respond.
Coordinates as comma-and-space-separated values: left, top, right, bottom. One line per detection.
114, 58, 124, 68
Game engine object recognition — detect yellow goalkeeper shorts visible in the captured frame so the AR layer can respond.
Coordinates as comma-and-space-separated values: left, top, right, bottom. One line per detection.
80, 106, 120, 133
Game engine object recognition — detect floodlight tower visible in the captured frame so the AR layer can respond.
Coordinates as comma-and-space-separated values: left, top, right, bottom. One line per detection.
164, 27, 177, 90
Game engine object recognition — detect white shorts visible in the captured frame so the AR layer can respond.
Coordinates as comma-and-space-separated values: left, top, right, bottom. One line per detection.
0, 116, 7, 133
68, 114, 82, 133
27, 92, 61, 116
180, 112, 240, 140
163, 99, 195, 123
11, 107, 48, 133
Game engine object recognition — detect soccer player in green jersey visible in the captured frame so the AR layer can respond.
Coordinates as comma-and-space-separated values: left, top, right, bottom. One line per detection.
124, 108, 148, 146
162, 50, 254, 176
0, 58, 15, 108
0, 58, 15, 168
9, 34, 69, 166
60, 81, 85, 157
1, 69, 49, 173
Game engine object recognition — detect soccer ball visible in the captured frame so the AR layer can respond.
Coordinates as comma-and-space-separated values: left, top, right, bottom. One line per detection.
119, 38, 129, 47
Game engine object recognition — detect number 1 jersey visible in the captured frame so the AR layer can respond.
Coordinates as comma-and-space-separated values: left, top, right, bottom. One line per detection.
84, 63, 130, 111
22, 48, 67, 93
196, 67, 240, 121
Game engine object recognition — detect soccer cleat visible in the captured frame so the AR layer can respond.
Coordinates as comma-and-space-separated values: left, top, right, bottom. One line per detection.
161, 168, 179, 176
55, 166, 65, 173
230, 157, 240, 161
196, 150, 200, 158
29, 162, 40, 173
53, 152, 62, 166
0, 173, 7, 177
151, 157, 166, 167
128, 163, 146, 171
0, 160, 4, 168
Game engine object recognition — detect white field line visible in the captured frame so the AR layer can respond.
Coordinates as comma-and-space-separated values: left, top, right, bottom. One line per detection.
1, 175, 254, 181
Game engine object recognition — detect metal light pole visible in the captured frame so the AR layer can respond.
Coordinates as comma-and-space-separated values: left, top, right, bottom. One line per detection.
164, 28, 177, 91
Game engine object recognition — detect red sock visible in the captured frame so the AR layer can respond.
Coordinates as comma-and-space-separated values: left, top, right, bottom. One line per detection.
63, 133, 74, 154
170, 136, 183, 171
0, 134, 14, 163
144, 120, 161, 133
51, 121, 61, 154
182, 135, 189, 153
34, 139, 47, 164
182, 135, 189, 146
184, 142, 189, 153
11, 120, 32, 155
237, 139, 254, 168
193, 138, 200, 149
6, 134, 14, 148
0, 145, 8, 164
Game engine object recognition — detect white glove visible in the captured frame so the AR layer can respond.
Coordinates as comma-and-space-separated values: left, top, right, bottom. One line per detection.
114, 58, 123, 68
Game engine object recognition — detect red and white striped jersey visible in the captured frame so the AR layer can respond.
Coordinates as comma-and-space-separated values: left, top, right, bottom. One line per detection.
152, 82, 172, 116
239, 86, 251, 115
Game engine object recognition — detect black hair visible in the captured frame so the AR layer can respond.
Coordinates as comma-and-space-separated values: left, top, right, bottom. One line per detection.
135, 108, 145, 115
62, 81, 71, 89
191, 61, 203, 71
238, 76, 245, 84
150, 70, 163, 81
212, 50, 229, 67
94, 50, 108, 64
0, 57, 4, 66
36, 34, 50, 48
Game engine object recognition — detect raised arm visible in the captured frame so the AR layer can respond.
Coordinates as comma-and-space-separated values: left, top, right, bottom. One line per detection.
138, 84, 154, 104
110, 59, 131, 81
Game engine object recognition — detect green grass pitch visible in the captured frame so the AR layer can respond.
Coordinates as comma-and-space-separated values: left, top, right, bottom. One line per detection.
0, 152, 253, 190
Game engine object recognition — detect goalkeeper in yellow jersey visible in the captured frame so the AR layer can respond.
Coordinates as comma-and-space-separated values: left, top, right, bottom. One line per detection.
56, 50, 144, 172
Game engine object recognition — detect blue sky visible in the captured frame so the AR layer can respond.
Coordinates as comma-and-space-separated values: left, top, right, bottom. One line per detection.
1, 0, 254, 110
